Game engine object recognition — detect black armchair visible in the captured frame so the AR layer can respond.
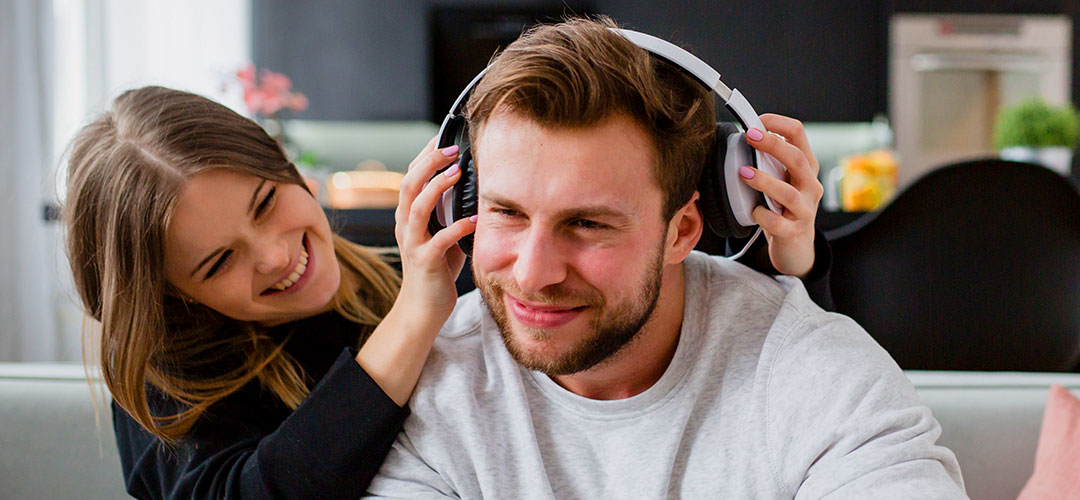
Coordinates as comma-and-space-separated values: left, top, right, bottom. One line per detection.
827, 159, 1080, 371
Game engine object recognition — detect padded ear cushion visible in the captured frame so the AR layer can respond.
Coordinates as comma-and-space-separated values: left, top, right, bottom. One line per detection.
454, 145, 478, 255
697, 125, 731, 238
698, 122, 754, 239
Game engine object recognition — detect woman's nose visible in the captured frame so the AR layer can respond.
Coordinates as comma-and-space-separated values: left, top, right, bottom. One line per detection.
253, 235, 290, 276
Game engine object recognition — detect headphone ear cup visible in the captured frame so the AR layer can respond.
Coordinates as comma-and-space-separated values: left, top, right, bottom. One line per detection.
454, 146, 478, 255
697, 133, 730, 239
699, 122, 755, 239
428, 116, 467, 238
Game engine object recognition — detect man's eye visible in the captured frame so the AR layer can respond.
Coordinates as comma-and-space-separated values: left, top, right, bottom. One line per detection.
571, 219, 603, 230
494, 208, 520, 217
254, 186, 276, 218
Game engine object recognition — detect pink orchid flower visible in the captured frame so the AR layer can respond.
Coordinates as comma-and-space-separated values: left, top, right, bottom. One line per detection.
236, 63, 308, 118
288, 93, 309, 112
236, 63, 256, 90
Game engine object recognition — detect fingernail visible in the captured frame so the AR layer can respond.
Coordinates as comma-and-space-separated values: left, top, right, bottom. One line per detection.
444, 164, 460, 177
469, 215, 478, 223
441, 145, 459, 156
746, 129, 764, 141
739, 166, 756, 179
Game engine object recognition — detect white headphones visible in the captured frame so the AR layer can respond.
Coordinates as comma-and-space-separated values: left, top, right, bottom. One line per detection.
429, 27, 785, 257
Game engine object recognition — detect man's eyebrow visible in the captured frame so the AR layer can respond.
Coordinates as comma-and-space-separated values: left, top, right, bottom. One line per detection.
248, 179, 267, 214
480, 194, 524, 212
556, 206, 634, 222
189, 247, 225, 279
480, 194, 634, 222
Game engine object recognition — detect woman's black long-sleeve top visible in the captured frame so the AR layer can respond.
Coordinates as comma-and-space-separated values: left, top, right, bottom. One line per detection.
111, 230, 833, 500
112, 310, 406, 500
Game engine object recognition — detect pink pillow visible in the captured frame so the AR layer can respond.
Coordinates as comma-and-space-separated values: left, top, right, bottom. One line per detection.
1017, 385, 1080, 500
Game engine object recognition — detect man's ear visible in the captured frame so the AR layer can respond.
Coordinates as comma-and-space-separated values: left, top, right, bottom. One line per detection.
663, 191, 704, 265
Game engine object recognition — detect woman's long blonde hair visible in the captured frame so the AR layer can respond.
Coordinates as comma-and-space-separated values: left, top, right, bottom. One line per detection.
63, 86, 400, 443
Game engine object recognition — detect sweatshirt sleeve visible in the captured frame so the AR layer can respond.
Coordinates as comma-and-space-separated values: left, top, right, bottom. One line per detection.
113, 348, 409, 500
764, 314, 967, 499
363, 432, 460, 499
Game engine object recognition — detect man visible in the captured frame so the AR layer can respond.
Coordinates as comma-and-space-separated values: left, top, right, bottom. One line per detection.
367, 18, 966, 499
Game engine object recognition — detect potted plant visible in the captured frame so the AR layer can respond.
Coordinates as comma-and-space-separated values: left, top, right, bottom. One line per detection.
993, 98, 1079, 175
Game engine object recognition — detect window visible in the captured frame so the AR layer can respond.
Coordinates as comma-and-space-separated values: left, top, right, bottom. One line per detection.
47, 0, 251, 357
51, 0, 251, 191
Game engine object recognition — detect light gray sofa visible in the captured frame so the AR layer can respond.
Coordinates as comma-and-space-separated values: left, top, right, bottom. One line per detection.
907, 371, 1080, 500
2, 363, 1078, 500
0, 363, 126, 500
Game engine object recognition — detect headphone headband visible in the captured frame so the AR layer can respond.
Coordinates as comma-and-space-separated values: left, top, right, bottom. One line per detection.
608, 29, 770, 136
610, 28, 723, 93
439, 28, 770, 138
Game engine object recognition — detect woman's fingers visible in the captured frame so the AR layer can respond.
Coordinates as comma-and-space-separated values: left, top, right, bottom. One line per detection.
397, 142, 459, 227
427, 215, 478, 257
398, 169, 476, 277
400, 144, 459, 201
738, 166, 813, 221
405, 162, 463, 244
751, 205, 799, 240
745, 126, 818, 191
759, 114, 819, 176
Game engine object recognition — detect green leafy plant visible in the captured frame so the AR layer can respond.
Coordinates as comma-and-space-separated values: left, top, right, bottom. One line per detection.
993, 98, 1080, 149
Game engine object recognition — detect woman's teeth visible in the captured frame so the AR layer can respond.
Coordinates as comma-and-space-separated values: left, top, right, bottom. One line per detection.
272, 246, 309, 291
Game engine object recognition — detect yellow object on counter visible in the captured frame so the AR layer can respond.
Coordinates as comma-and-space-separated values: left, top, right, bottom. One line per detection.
327, 170, 404, 209
841, 150, 898, 211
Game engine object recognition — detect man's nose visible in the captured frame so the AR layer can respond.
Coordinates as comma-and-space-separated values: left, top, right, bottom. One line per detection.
253, 234, 290, 276
512, 228, 567, 293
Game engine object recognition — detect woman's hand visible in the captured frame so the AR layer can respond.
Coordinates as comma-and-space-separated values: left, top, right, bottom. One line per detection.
738, 114, 824, 278
392, 136, 477, 325
356, 136, 476, 406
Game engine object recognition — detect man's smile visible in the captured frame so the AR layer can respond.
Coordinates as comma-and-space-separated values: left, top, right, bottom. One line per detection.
506, 295, 587, 329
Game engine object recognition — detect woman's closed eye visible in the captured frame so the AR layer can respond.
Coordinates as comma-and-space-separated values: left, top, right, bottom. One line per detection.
254, 185, 276, 218
205, 250, 233, 280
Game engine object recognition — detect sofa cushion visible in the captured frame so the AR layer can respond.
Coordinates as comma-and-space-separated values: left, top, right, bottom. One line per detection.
1017, 385, 1080, 500
908, 371, 1080, 500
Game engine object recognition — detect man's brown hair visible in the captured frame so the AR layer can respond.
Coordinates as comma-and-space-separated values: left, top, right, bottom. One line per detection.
465, 16, 717, 220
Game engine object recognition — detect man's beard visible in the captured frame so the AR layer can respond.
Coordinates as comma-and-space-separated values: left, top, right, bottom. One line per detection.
475, 245, 665, 376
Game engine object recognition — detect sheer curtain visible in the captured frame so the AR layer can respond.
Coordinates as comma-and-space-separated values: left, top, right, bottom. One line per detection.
0, 0, 58, 361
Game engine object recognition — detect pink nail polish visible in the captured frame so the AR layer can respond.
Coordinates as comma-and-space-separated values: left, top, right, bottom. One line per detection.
441, 145, 459, 156
469, 215, 478, 223
746, 129, 764, 141
444, 164, 460, 177
739, 166, 755, 179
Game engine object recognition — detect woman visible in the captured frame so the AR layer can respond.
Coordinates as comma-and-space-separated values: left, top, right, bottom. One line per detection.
65, 86, 473, 499
64, 86, 832, 499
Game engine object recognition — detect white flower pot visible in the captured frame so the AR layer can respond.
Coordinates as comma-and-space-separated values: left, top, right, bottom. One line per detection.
1000, 146, 1073, 175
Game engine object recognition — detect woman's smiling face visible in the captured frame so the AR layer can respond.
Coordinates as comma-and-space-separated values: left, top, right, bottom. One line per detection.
163, 168, 340, 325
